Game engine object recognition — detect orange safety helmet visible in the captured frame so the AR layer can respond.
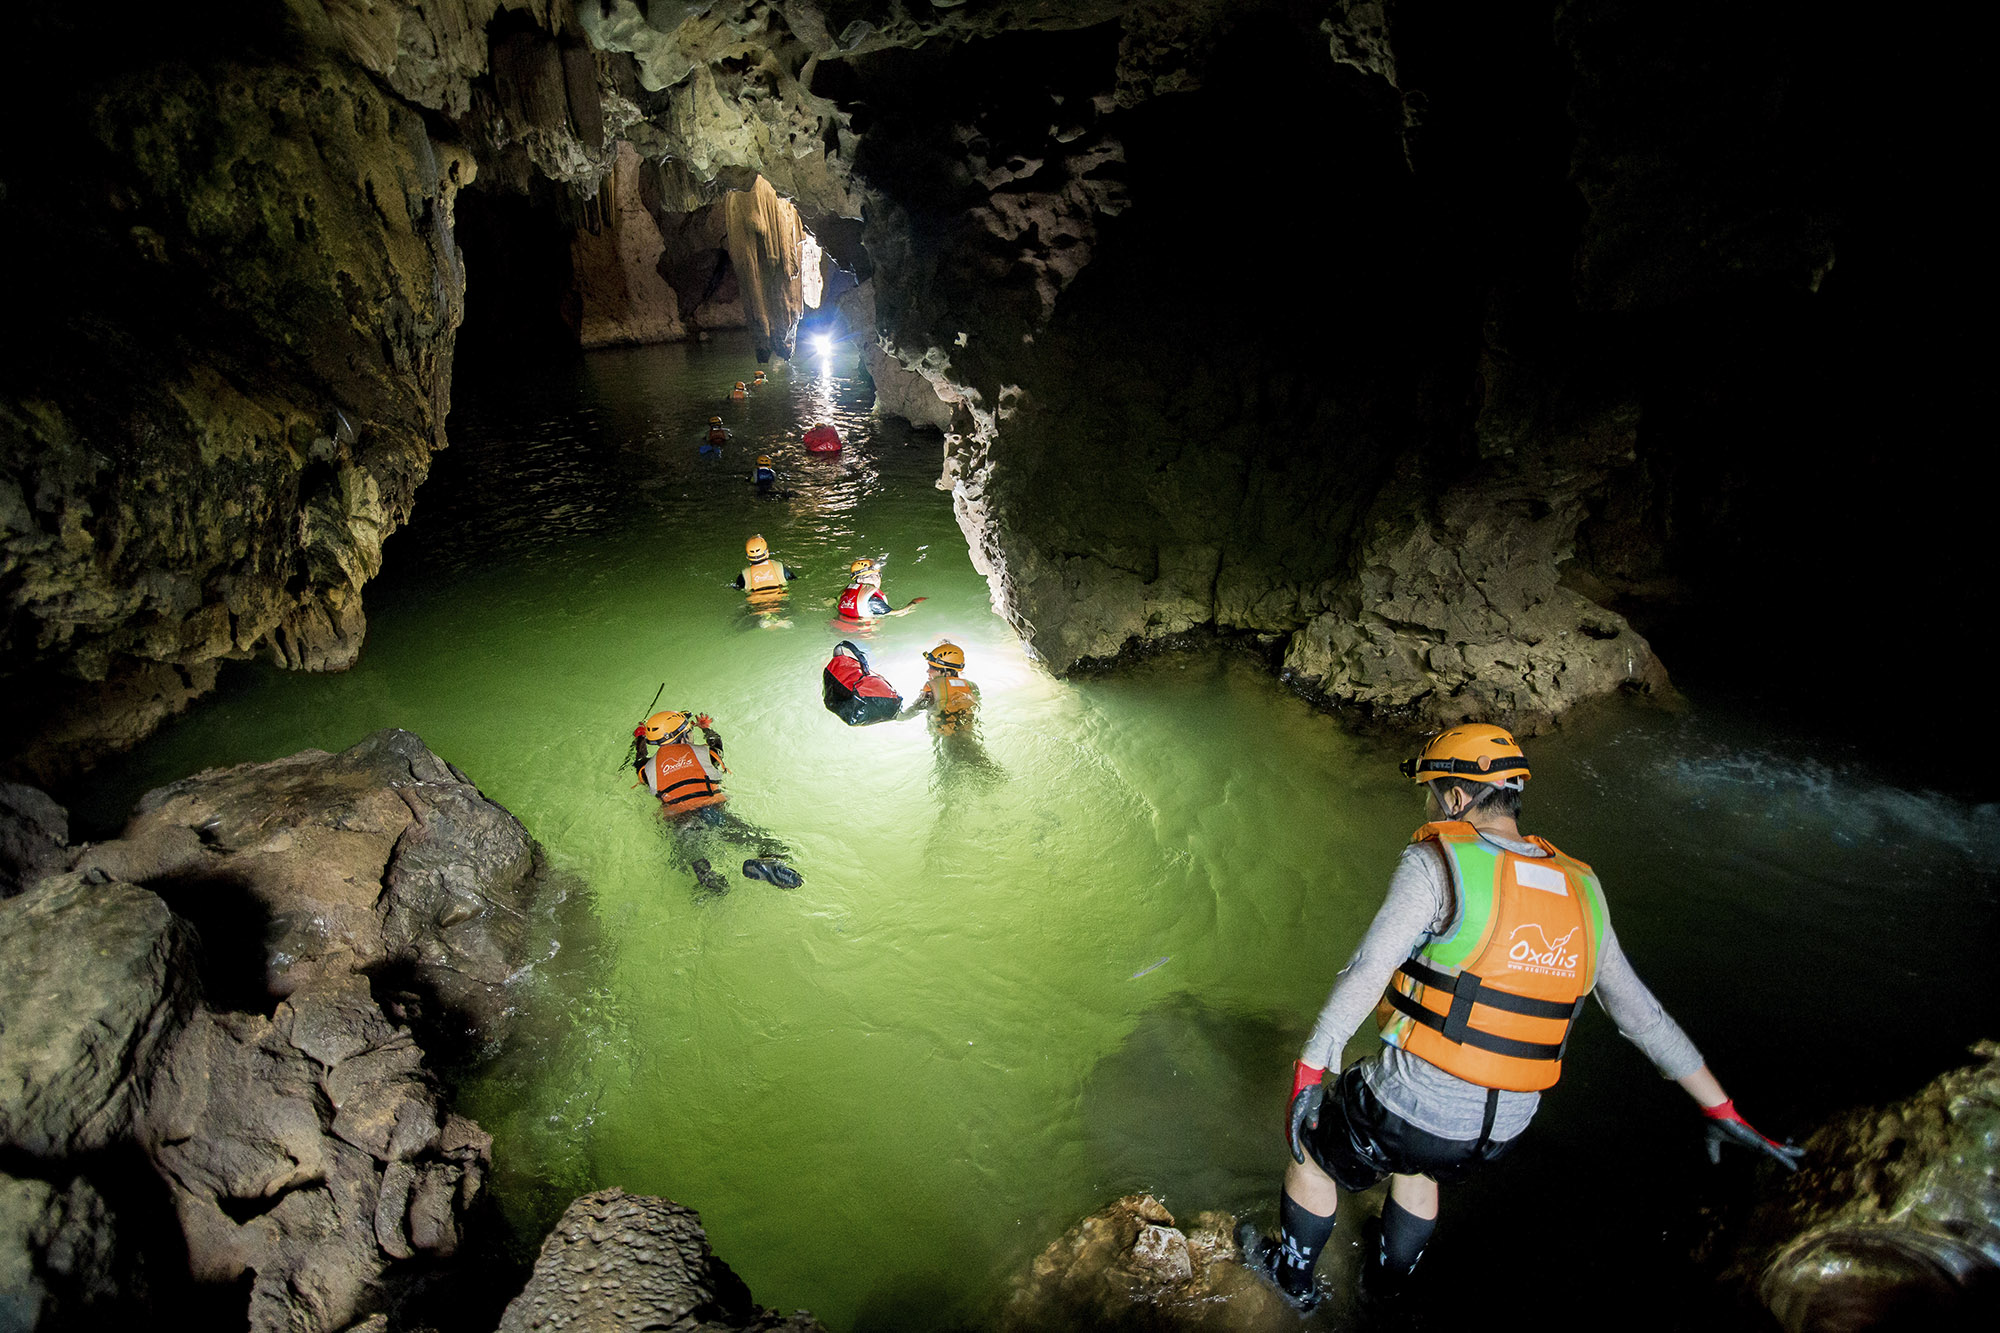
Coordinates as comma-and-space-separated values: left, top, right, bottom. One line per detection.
709, 416, 723, 426
642, 711, 693, 743
756, 455, 773, 468
849, 557, 876, 574
924, 640, 965, 674
1400, 723, 1530, 788
735, 381, 747, 390
746, 535, 770, 561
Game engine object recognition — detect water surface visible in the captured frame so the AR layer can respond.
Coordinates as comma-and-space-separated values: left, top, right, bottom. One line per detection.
81, 336, 2000, 1330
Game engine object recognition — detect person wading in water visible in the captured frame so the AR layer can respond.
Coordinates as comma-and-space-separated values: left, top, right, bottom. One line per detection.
1240, 723, 1800, 1309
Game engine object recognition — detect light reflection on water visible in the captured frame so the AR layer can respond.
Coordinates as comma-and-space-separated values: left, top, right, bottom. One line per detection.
78, 335, 2000, 1332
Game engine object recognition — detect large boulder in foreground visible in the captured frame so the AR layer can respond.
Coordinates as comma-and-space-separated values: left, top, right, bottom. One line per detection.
0, 1172, 125, 1331
0, 876, 198, 1158
76, 728, 544, 1050
143, 972, 492, 1333
1715, 1040, 2000, 1332
0, 784, 68, 900
1004, 1194, 1296, 1333
496, 1189, 826, 1333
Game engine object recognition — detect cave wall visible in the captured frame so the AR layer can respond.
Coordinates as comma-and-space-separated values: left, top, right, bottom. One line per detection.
3, 0, 1983, 776
1, 8, 475, 779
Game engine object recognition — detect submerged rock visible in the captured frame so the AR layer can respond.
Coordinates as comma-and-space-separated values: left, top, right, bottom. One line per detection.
496, 1188, 826, 1333
1004, 1194, 1297, 1333
1715, 1040, 2000, 1332
79, 728, 544, 1051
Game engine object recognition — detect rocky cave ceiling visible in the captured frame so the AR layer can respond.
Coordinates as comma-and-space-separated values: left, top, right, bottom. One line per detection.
0, 0, 1984, 784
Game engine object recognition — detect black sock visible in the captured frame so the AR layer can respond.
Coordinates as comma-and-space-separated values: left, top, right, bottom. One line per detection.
1273, 1190, 1337, 1297
1378, 1196, 1435, 1276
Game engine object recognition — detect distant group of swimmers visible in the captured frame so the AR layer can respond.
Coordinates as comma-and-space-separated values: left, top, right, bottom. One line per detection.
701, 368, 843, 487
630, 375, 980, 892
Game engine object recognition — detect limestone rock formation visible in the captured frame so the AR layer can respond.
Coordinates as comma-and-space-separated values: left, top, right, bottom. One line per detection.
496, 1188, 827, 1333
0, 784, 68, 900
1711, 1040, 2000, 1333
78, 728, 545, 1049
4, 0, 1950, 772
3, 19, 475, 782
724, 175, 809, 359
143, 975, 493, 1333
0, 877, 199, 1158
0, 731, 520, 1333
1004, 1194, 1296, 1333
0, 1173, 126, 1332
573, 142, 689, 347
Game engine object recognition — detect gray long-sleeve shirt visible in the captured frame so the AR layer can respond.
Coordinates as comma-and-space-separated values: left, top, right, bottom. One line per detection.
1301, 832, 1705, 1142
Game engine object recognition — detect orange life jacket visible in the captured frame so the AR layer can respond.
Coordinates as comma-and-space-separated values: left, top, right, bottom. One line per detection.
1375, 821, 1608, 1092
742, 560, 787, 593
643, 742, 725, 813
932, 677, 975, 734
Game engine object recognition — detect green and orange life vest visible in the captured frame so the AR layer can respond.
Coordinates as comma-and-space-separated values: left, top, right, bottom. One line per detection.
1375, 821, 1608, 1092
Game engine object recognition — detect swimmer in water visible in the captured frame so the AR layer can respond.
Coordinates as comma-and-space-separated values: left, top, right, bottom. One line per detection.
630, 709, 800, 891
897, 639, 979, 735
835, 558, 924, 623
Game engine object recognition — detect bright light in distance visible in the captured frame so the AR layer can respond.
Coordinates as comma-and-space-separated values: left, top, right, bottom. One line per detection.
814, 334, 833, 357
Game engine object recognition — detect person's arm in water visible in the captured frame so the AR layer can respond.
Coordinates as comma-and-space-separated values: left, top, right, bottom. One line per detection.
895, 681, 936, 723
731, 573, 747, 590
695, 714, 724, 767
1590, 928, 1800, 1166
785, 565, 801, 579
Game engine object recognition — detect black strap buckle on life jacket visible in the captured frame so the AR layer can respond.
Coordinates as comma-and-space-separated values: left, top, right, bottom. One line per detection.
1387, 958, 1588, 1062
660, 774, 717, 803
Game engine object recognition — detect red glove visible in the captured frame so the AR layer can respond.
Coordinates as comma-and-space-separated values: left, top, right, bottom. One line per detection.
633, 726, 647, 739
1702, 1099, 1803, 1171
1287, 1061, 1326, 1165
694, 714, 714, 729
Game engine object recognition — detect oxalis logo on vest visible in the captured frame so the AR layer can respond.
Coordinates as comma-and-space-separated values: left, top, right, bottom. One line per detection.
1507, 924, 1580, 974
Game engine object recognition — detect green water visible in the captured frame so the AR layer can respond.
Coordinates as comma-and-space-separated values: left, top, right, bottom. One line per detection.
79, 337, 2000, 1330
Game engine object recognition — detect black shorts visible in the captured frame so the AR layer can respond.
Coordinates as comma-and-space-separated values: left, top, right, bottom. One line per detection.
1303, 1065, 1519, 1192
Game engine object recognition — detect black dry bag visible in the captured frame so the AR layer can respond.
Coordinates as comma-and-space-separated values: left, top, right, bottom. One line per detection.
822, 640, 903, 725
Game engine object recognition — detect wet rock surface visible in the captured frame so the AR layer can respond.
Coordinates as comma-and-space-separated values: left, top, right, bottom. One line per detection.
142, 977, 494, 1333
79, 728, 543, 1050
496, 1188, 827, 1333
1004, 1194, 1296, 1333
0, 877, 199, 1158
0, 785, 70, 900
1711, 1040, 2000, 1332
0, 731, 580, 1333
0, 1173, 126, 1332
2, 10, 474, 781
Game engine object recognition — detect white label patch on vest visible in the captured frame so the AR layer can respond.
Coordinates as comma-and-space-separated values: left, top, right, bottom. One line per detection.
1515, 860, 1569, 895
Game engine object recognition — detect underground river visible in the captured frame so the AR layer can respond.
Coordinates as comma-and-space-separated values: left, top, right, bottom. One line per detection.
70, 336, 2000, 1330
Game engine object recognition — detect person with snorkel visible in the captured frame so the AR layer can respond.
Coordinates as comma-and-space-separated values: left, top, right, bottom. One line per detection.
631, 707, 801, 892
